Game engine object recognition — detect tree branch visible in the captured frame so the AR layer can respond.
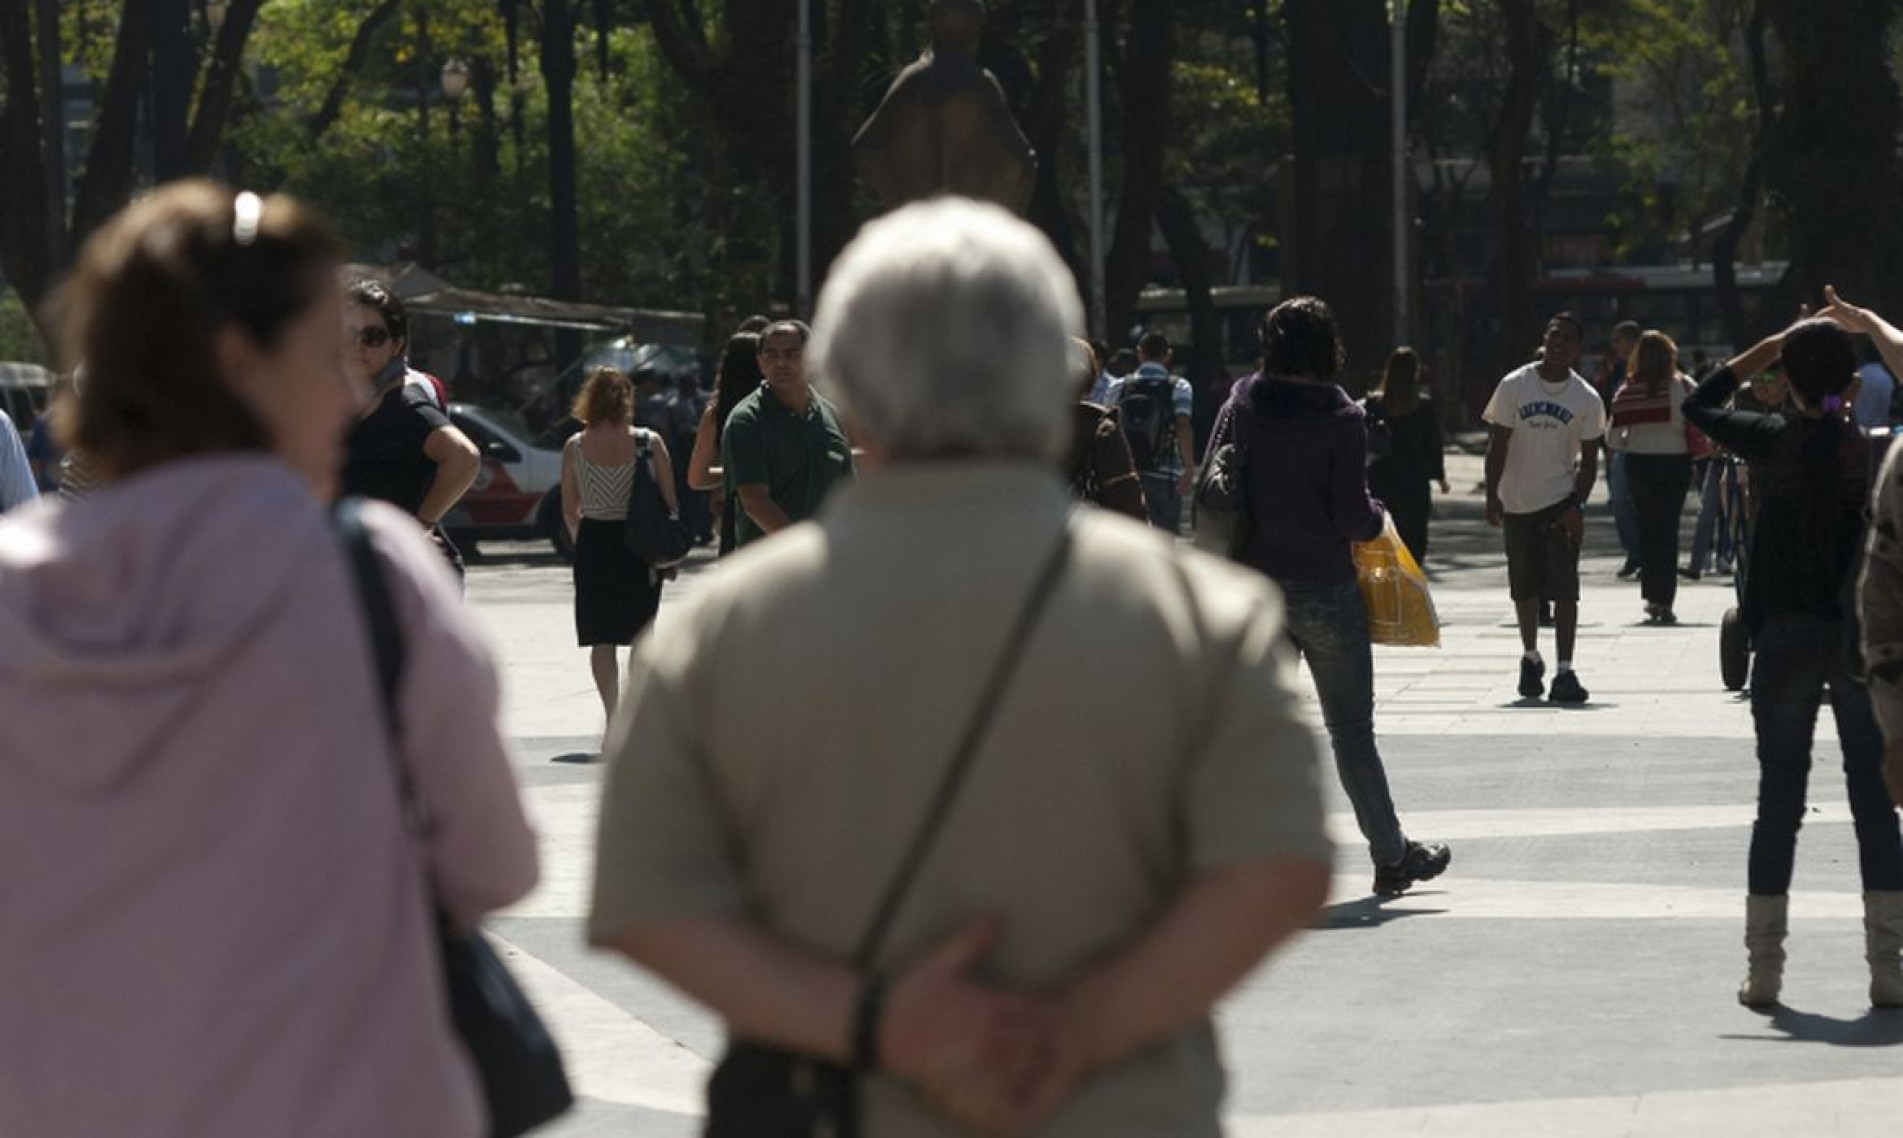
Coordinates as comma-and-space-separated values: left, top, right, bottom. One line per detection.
305, 0, 403, 144
71, 0, 157, 246
185, 0, 264, 172
643, 0, 712, 89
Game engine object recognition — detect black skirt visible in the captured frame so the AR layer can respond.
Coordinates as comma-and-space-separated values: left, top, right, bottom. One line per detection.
574, 518, 663, 646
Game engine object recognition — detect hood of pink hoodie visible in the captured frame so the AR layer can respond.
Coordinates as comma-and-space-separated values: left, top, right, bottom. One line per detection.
0, 456, 331, 795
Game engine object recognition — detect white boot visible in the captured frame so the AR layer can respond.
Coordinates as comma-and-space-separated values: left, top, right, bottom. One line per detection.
1863, 891, 1903, 1007
1738, 894, 1787, 1008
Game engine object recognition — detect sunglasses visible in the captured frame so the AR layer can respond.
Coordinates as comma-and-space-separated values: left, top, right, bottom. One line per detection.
352, 326, 392, 348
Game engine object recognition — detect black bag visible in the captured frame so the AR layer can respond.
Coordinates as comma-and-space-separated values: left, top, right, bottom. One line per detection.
334, 500, 575, 1138
624, 429, 693, 567
1117, 373, 1177, 472
1362, 398, 1395, 467
1192, 404, 1252, 560
704, 524, 1075, 1138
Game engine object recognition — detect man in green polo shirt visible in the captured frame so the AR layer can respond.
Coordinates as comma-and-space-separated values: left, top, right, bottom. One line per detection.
721, 320, 856, 547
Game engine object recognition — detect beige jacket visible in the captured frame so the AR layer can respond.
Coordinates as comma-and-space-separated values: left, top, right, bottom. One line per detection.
590, 462, 1330, 1137
1864, 441, 1903, 739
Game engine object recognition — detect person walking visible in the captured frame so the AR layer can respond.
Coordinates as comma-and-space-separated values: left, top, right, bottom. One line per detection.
561, 366, 676, 745
1363, 346, 1449, 564
687, 330, 766, 556
0, 410, 37, 513
1607, 330, 1696, 624
340, 280, 481, 584
1604, 320, 1645, 579
720, 320, 855, 549
1685, 302, 1903, 1009
1108, 332, 1195, 533
1205, 297, 1451, 897
1483, 313, 1606, 704
1068, 338, 1147, 520
0, 181, 537, 1136
589, 198, 1331, 1136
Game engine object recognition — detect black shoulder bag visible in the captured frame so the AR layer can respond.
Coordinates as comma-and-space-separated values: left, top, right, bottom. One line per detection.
1192, 402, 1253, 560
625, 429, 693, 567
335, 500, 575, 1138
705, 522, 1074, 1138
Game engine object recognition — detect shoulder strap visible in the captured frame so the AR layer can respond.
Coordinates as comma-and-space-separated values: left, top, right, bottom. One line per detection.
852, 520, 1074, 967
333, 499, 417, 811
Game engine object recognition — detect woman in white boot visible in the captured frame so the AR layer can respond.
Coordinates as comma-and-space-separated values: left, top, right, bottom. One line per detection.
1684, 302, 1903, 1010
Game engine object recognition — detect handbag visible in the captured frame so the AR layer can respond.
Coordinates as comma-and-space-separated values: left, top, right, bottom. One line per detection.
334, 500, 575, 1138
705, 522, 1076, 1138
1192, 404, 1252, 559
624, 429, 693, 567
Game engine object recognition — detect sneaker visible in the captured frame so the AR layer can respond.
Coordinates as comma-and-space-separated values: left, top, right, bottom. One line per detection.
1373, 841, 1452, 897
1651, 608, 1678, 626
1617, 561, 1641, 580
1518, 655, 1546, 699
1678, 565, 1702, 581
1548, 670, 1589, 704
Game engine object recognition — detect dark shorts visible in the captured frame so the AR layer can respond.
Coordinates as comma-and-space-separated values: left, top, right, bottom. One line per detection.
1503, 499, 1581, 602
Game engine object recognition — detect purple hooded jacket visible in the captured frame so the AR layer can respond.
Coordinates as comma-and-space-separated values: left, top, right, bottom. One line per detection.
1207, 372, 1387, 585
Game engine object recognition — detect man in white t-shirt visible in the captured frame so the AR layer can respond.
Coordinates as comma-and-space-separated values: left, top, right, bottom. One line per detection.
1484, 313, 1607, 704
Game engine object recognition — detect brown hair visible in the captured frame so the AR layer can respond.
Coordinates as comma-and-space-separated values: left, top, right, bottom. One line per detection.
1374, 346, 1422, 410
1630, 330, 1678, 395
572, 366, 633, 426
53, 180, 340, 480
1072, 336, 1100, 398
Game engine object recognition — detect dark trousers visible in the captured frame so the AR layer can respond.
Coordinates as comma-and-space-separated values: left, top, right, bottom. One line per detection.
1747, 615, 1903, 895
1624, 453, 1692, 610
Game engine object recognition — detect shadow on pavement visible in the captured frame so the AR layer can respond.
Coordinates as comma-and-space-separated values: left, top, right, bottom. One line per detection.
1721, 1005, 1903, 1048
1314, 893, 1449, 931
551, 752, 599, 765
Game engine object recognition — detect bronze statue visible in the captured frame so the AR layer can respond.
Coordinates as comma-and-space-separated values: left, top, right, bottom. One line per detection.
852, 0, 1037, 216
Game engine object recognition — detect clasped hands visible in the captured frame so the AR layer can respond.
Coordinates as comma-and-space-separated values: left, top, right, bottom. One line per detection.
877, 917, 1092, 1135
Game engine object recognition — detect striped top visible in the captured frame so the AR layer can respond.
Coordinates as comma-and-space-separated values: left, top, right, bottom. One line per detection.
572, 430, 652, 520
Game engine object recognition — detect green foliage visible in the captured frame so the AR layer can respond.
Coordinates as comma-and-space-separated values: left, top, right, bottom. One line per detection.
227, 4, 693, 310
0, 290, 49, 365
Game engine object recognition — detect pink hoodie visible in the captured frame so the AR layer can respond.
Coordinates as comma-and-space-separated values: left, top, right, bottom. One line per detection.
0, 456, 537, 1137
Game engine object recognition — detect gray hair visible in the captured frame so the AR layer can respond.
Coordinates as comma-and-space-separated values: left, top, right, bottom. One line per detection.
810, 197, 1082, 463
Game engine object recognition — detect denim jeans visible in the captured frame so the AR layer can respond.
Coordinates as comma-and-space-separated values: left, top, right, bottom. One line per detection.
1141, 472, 1183, 535
1747, 615, 1903, 895
1279, 580, 1408, 865
1607, 450, 1640, 566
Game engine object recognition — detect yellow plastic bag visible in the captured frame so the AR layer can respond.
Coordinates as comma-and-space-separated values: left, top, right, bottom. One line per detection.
1352, 515, 1440, 647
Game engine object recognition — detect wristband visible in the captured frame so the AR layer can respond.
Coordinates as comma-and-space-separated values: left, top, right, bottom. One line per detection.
851, 975, 886, 1072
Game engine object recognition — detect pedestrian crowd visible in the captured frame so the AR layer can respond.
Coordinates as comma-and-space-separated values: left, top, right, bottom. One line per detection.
4, 180, 1903, 1136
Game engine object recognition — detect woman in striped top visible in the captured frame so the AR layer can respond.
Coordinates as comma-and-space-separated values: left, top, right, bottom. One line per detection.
561, 366, 677, 739
1607, 330, 1697, 624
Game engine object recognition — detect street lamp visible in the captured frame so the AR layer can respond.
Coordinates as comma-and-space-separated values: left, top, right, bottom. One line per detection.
440, 58, 471, 102
441, 58, 470, 140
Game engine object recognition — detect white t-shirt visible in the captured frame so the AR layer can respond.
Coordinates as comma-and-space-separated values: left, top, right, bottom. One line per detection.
1483, 363, 1607, 515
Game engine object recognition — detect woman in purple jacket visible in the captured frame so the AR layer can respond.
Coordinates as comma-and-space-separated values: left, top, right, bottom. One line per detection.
1206, 297, 1450, 897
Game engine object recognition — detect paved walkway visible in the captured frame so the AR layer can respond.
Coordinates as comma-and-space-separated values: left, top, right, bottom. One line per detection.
463, 454, 1900, 1136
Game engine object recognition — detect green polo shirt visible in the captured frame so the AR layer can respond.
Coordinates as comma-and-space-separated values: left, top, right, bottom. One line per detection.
721, 383, 855, 547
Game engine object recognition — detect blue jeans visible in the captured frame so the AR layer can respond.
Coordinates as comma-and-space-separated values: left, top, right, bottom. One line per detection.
1747, 616, 1903, 895
1141, 472, 1183, 534
1280, 580, 1408, 865
1607, 451, 1640, 565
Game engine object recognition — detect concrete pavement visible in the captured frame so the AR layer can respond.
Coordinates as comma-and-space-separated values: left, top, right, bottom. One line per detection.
464, 453, 1900, 1136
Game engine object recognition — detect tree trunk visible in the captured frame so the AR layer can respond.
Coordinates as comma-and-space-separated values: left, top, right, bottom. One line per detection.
1483, 0, 1544, 379
1713, 0, 1770, 349
1103, 0, 1172, 344
1154, 185, 1220, 390
542, 0, 583, 367
1764, 0, 1903, 317
0, 0, 54, 336
185, 0, 263, 174
150, 0, 193, 180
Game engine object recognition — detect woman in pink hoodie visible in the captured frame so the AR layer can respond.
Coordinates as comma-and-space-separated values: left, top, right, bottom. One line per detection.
0, 182, 538, 1136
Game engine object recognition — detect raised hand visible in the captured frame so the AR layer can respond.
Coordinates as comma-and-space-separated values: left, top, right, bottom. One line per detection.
1819, 284, 1878, 335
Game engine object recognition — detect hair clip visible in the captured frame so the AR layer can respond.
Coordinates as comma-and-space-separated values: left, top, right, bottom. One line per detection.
1823, 394, 1844, 414
232, 191, 263, 247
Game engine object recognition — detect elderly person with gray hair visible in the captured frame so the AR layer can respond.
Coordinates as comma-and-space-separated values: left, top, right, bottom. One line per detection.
588, 198, 1331, 1136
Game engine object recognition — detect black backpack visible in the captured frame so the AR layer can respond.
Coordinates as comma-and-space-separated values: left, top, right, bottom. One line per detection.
1118, 373, 1177, 472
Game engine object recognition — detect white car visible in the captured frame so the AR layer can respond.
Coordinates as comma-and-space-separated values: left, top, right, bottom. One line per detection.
442, 403, 573, 559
